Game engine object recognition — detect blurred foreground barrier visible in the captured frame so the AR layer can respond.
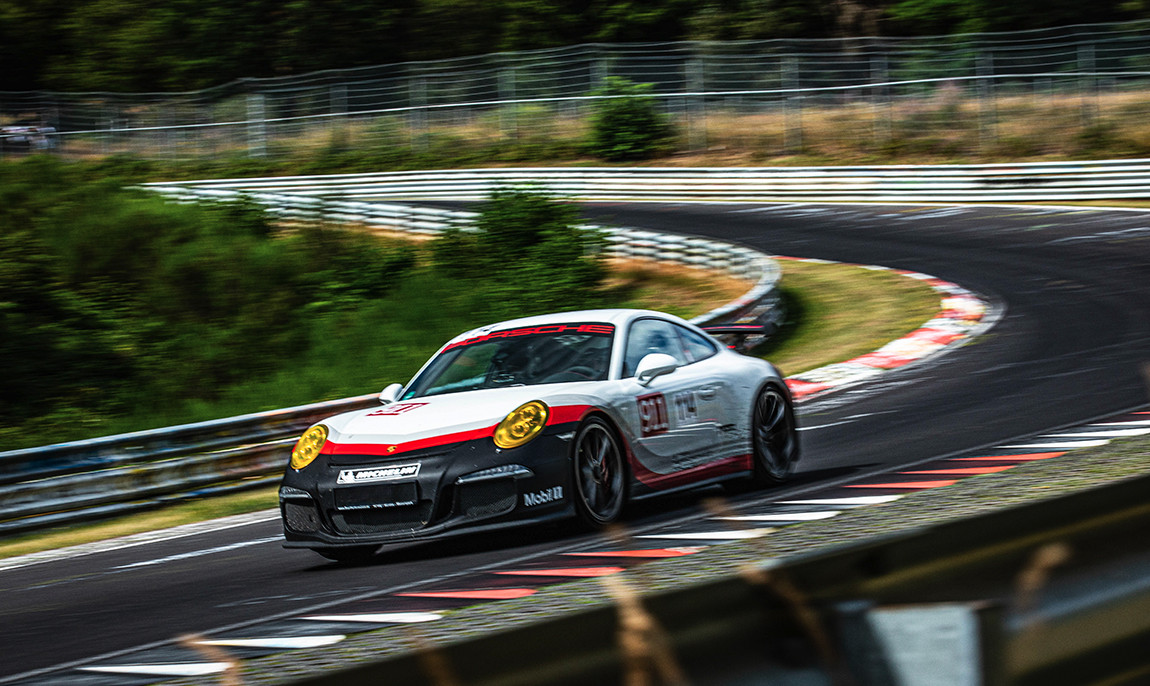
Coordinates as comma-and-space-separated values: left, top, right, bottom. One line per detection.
280, 472, 1150, 686
146, 160, 1150, 204
0, 200, 779, 537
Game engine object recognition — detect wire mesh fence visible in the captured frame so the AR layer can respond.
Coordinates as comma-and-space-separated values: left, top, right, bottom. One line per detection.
3, 20, 1150, 161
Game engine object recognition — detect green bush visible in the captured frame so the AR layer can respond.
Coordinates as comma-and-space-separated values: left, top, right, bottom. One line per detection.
587, 77, 677, 161
431, 186, 607, 318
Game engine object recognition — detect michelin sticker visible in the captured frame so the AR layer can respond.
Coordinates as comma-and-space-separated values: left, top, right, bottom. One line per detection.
337, 463, 421, 484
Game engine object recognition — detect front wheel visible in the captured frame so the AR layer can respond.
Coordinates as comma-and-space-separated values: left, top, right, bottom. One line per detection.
571, 416, 627, 527
750, 384, 799, 486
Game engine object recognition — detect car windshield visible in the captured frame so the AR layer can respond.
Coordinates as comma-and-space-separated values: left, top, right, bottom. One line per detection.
401, 324, 615, 399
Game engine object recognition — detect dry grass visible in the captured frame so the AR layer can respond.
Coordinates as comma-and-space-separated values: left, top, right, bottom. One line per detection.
52, 87, 1150, 167
755, 259, 943, 377
602, 258, 753, 320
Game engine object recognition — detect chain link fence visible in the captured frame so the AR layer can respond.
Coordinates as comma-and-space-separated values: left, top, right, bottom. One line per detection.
3, 21, 1150, 160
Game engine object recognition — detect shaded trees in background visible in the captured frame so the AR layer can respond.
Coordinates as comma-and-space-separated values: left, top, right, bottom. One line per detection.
0, 157, 416, 431
0, 0, 1145, 93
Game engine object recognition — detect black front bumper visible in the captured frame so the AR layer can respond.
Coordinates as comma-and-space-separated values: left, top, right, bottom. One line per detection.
279, 429, 575, 550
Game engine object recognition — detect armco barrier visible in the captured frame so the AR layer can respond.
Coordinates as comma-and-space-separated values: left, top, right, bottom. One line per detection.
273, 469, 1150, 686
145, 160, 1150, 203
0, 199, 780, 537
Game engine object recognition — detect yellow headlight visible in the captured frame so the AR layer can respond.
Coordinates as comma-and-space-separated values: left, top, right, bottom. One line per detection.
493, 401, 549, 449
291, 424, 329, 470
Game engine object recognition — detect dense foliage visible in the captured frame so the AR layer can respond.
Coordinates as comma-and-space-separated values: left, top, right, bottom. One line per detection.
0, 162, 609, 447
588, 78, 676, 162
0, 0, 1143, 92
430, 186, 606, 319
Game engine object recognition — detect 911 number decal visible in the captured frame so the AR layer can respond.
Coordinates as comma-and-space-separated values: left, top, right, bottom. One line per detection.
637, 393, 669, 437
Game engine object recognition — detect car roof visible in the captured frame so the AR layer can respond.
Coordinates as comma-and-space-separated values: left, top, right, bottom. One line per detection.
443, 308, 690, 347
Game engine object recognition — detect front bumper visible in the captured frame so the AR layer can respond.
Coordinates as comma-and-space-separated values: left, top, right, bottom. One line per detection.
279, 429, 575, 550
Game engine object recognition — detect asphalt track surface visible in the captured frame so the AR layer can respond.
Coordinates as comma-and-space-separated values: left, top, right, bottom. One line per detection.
2, 202, 1149, 683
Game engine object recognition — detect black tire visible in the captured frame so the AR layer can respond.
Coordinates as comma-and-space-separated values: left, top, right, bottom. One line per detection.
750, 384, 799, 486
571, 416, 627, 527
316, 545, 378, 564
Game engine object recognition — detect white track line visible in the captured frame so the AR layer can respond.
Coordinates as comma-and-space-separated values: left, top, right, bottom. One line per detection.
79, 663, 231, 677
638, 529, 772, 541
112, 536, 282, 570
1002, 440, 1111, 449
0, 509, 281, 573
780, 495, 904, 506
197, 636, 345, 649
718, 511, 840, 522
302, 612, 443, 624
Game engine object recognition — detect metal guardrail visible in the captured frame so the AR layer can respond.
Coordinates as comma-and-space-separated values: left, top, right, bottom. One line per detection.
146, 160, 1150, 203
280, 469, 1150, 686
0, 193, 780, 537
0, 395, 379, 536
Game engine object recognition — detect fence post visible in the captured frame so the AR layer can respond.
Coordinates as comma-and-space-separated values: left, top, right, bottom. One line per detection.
410, 74, 428, 151
593, 51, 608, 92
330, 84, 348, 135
1078, 43, 1098, 127
977, 52, 996, 151
499, 61, 517, 140
783, 56, 802, 154
686, 56, 706, 151
247, 94, 267, 158
872, 52, 891, 147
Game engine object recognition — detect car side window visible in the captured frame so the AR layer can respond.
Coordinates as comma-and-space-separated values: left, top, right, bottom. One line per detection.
623, 319, 690, 377
676, 324, 718, 362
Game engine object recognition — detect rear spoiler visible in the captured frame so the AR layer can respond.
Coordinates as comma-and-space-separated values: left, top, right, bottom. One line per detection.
700, 322, 777, 352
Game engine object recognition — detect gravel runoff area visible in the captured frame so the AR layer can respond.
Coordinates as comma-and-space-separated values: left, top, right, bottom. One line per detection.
169, 411, 1150, 685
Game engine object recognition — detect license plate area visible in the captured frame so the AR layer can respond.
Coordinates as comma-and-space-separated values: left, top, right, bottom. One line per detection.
334, 482, 419, 510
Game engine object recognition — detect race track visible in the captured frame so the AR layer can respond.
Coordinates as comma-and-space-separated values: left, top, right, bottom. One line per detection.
2, 202, 1148, 684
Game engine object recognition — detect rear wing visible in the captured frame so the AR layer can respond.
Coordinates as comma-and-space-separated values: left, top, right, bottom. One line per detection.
700, 322, 777, 352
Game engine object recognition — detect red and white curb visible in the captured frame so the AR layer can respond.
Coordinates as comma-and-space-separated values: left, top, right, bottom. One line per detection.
777, 257, 1000, 401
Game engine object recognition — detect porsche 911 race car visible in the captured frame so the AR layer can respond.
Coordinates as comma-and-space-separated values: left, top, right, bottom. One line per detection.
279, 309, 799, 562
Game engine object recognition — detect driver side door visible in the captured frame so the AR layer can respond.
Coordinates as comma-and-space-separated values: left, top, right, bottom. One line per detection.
620, 319, 722, 475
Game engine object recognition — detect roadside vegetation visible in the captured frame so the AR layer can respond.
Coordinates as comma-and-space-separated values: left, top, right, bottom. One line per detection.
4, 0, 1141, 93
0, 251, 943, 560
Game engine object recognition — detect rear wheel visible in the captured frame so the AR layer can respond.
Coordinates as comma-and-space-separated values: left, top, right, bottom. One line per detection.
750, 384, 799, 486
571, 417, 627, 527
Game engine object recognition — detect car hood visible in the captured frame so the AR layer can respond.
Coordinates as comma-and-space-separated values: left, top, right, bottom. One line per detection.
322, 383, 602, 448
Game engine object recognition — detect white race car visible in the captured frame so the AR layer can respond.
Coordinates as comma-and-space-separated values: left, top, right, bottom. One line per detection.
280, 309, 799, 562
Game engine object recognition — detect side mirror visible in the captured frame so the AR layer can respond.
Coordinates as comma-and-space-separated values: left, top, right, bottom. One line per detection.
379, 383, 404, 404
635, 353, 679, 387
